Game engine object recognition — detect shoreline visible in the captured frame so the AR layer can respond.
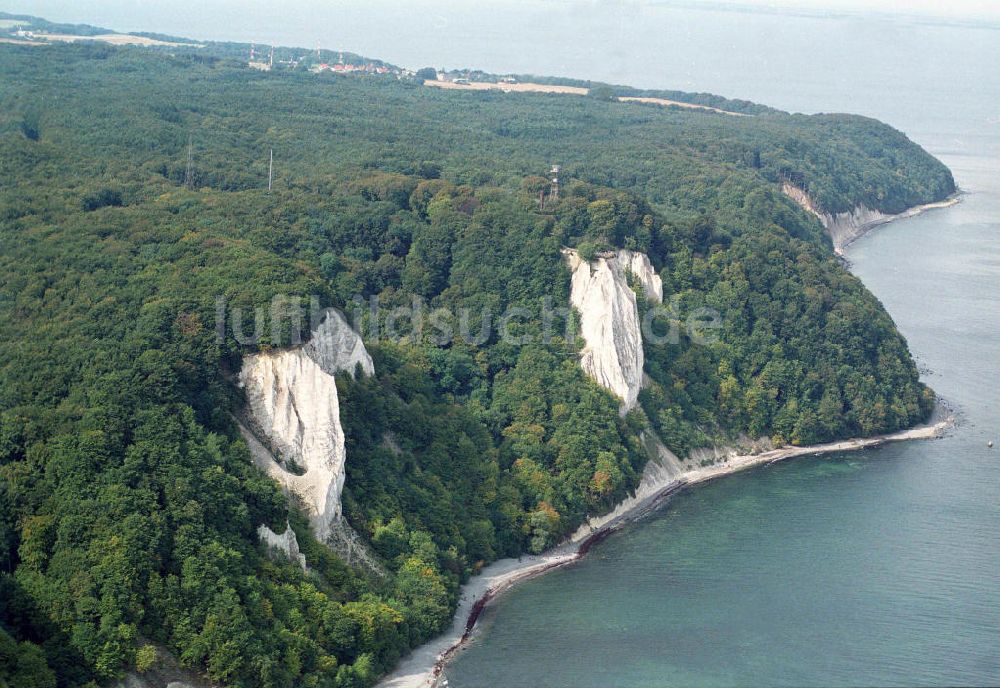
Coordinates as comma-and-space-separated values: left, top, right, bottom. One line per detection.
376, 412, 953, 688
836, 192, 963, 256
780, 183, 962, 257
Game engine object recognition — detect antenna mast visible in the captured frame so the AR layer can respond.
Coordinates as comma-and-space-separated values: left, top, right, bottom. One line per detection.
185, 134, 194, 189
268, 148, 274, 192
550, 164, 560, 200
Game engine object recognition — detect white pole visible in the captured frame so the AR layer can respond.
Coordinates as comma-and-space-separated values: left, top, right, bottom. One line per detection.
268, 148, 273, 192
185, 134, 193, 189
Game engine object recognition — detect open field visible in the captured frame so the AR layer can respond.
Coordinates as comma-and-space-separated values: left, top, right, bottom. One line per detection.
619, 95, 747, 116
424, 79, 588, 95
424, 79, 744, 115
37, 33, 200, 47
0, 37, 42, 46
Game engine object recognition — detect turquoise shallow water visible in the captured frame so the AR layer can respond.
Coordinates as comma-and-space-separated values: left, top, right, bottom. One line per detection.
448, 445, 1000, 687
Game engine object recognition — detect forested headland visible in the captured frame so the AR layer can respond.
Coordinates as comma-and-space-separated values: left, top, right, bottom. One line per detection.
0, 28, 955, 688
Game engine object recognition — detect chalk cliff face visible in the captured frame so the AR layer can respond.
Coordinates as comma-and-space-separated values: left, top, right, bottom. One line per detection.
258, 522, 308, 570
783, 182, 891, 254
564, 248, 662, 412
616, 249, 663, 303
306, 308, 375, 377
240, 348, 346, 541
238, 309, 370, 544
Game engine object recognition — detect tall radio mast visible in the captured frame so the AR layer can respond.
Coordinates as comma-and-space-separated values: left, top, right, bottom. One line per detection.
185, 134, 194, 189
268, 148, 274, 192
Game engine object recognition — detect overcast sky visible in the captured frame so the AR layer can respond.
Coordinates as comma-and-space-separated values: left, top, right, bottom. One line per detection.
727, 0, 1000, 19
701, 0, 999, 19
9, 0, 1000, 23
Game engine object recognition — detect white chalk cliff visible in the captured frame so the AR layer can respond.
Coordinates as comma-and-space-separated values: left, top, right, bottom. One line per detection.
305, 308, 375, 378
258, 521, 308, 570
782, 182, 894, 254
238, 309, 371, 545
562, 248, 700, 540
564, 248, 662, 412
616, 249, 663, 303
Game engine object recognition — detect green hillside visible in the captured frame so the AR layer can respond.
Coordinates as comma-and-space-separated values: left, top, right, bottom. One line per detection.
0, 37, 953, 688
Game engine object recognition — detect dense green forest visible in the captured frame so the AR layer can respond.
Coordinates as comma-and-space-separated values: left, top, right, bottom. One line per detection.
0, 33, 953, 688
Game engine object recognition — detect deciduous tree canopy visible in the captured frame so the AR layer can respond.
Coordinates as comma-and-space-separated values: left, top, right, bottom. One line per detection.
0, 36, 951, 687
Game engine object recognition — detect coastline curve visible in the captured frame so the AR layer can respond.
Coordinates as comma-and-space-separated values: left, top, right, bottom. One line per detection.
377, 410, 953, 688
